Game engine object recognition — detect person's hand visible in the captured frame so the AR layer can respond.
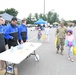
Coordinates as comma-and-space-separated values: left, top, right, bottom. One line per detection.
11, 37, 15, 41
65, 45, 67, 47
26, 40, 28, 42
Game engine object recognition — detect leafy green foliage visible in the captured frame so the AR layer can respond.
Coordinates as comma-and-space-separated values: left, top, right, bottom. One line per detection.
0, 8, 18, 17
26, 11, 59, 24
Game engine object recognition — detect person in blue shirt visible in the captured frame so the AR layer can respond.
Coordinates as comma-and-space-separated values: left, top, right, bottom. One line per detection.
0, 18, 5, 53
0, 18, 5, 70
2, 19, 8, 49
4, 18, 18, 49
18, 19, 28, 43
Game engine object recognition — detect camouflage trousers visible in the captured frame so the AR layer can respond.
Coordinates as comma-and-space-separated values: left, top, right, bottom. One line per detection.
56, 38, 65, 53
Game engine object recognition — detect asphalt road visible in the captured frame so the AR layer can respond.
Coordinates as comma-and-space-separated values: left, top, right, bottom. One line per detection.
18, 27, 76, 75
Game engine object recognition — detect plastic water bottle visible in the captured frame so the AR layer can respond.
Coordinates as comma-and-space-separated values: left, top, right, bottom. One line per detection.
17, 44, 23, 50
20, 44, 23, 49
10, 46, 14, 53
17, 44, 21, 50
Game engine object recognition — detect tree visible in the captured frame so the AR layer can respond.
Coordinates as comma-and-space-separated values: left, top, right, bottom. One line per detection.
51, 12, 59, 23
26, 13, 34, 24
34, 13, 39, 21
39, 14, 47, 21
5, 8, 18, 17
39, 13, 43, 18
47, 11, 53, 24
0, 11, 5, 14
0, 8, 18, 17
42, 14, 47, 21
47, 11, 59, 24
26, 10, 59, 24
72, 20, 76, 24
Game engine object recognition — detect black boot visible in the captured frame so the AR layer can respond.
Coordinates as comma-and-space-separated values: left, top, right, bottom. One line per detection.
60, 50, 63, 55
56, 49, 59, 54
56, 46, 59, 54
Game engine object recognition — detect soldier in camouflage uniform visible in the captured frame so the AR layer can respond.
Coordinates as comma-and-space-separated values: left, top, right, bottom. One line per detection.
56, 22, 67, 55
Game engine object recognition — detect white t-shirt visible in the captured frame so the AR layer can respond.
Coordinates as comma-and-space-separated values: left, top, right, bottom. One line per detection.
44, 28, 50, 35
66, 35, 74, 42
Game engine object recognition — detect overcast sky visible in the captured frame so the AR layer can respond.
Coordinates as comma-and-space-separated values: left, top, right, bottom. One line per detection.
0, 0, 76, 20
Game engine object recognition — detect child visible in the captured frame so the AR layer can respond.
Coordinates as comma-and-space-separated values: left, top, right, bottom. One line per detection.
37, 29, 42, 42
65, 30, 75, 62
44, 25, 50, 42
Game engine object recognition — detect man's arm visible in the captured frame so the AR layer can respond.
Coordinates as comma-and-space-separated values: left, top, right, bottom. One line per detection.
18, 26, 22, 40
55, 28, 59, 36
4, 26, 13, 39
26, 28, 28, 42
65, 27, 68, 34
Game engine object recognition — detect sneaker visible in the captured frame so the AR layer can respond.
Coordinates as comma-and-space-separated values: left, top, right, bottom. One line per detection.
70, 59, 74, 62
60, 52, 63, 55
56, 51, 59, 54
68, 57, 70, 60
7, 66, 13, 73
56, 50, 59, 54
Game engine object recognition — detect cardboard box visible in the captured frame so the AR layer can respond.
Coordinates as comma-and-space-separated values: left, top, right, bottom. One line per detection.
0, 68, 18, 75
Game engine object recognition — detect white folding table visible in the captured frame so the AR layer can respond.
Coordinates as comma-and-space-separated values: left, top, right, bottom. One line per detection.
0, 42, 42, 75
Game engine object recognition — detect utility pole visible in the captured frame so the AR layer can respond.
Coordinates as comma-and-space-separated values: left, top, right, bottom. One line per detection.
44, 0, 45, 20
44, 0, 45, 15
